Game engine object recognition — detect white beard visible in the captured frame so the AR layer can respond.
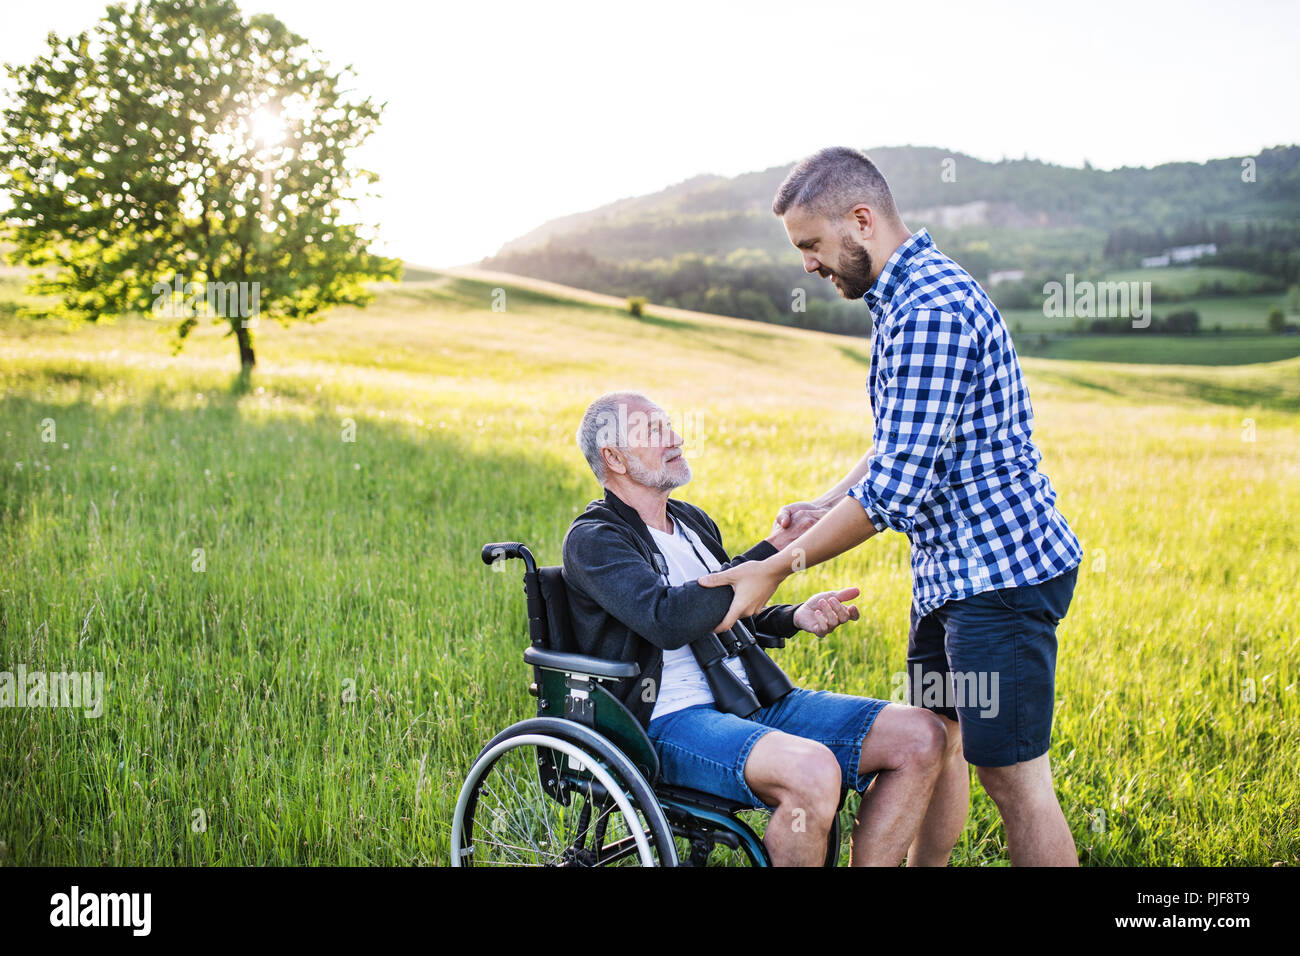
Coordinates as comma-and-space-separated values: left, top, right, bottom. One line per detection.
624, 453, 691, 492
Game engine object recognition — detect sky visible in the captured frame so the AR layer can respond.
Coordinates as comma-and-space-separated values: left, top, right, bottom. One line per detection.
3, 0, 1298, 267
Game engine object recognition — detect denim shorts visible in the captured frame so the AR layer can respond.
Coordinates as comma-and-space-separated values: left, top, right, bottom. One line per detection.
907, 565, 1078, 768
646, 687, 889, 809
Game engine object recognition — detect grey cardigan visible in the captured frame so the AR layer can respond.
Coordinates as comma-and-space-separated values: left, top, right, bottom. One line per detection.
561, 488, 802, 728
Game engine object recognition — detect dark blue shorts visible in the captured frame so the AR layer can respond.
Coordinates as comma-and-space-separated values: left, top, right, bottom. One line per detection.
907, 566, 1078, 768
646, 687, 888, 809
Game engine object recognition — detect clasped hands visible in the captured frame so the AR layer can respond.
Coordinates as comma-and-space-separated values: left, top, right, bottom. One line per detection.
699, 499, 858, 637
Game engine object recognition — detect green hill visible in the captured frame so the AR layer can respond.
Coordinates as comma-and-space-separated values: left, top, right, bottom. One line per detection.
481, 145, 1300, 342
499, 145, 1300, 262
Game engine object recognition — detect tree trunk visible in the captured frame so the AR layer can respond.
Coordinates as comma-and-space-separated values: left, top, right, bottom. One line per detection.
234, 321, 256, 369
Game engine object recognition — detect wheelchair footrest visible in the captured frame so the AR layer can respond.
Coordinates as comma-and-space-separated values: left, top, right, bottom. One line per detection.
654, 783, 765, 816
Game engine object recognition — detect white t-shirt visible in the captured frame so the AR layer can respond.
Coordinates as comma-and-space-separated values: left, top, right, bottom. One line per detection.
646, 518, 752, 722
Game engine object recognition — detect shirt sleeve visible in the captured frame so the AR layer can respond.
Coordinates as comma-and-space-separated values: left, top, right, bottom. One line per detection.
689, 513, 799, 642
563, 517, 800, 651
848, 308, 979, 534
562, 521, 735, 651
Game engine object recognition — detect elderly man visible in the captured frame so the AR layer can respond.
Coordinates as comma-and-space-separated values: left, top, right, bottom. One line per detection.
701, 147, 1083, 866
562, 390, 946, 867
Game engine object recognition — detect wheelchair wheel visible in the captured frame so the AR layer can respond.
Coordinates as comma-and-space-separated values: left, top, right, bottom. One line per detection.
451, 720, 676, 866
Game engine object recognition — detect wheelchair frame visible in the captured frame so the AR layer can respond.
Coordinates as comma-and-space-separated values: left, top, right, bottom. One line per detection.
449, 541, 843, 867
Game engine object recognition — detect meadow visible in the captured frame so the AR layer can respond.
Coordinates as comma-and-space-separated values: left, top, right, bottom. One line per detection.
996, 264, 1295, 357
1, 273, 1297, 865
1011, 332, 1300, 366
1000, 292, 1290, 334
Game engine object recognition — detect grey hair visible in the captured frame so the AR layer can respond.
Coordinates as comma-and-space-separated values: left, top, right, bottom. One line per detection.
576, 391, 653, 485
771, 146, 900, 222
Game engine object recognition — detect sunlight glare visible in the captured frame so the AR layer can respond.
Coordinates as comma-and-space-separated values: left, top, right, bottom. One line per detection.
249, 107, 286, 148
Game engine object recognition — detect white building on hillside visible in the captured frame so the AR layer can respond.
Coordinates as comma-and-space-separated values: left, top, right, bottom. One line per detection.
987, 269, 1025, 286
1142, 243, 1217, 268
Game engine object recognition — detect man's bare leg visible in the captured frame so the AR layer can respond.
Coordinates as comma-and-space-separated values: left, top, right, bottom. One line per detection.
976, 753, 1078, 866
744, 731, 842, 867
851, 704, 946, 866
907, 714, 969, 866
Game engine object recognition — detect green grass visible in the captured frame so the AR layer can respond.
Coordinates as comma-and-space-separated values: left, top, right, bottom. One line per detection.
1, 275, 1297, 866
1014, 333, 1300, 366
1002, 292, 1292, 335
1103, 266, 1281, 298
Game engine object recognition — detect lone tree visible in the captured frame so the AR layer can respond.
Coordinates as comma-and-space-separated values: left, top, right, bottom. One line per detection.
0, 0, 398, 370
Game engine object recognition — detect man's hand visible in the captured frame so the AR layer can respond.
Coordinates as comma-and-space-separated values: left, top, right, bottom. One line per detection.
766, 503, 825, 550
774, 500, 827, 531
704, 498, 879, 632
792, 588, 861, 637
698, 557, 786, 632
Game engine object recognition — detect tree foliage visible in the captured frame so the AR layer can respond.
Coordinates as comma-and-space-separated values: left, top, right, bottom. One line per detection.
0, 0, 398, 367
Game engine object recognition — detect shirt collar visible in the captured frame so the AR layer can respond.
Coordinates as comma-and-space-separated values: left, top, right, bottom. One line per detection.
863, 228, 933, 315
601, 487, 700, 550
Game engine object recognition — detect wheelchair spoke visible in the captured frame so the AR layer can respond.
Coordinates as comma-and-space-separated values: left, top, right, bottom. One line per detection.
470, 838, 552, 861
484, 769, 551, 844
479, 773, 567, 863
457, 734, 662, 866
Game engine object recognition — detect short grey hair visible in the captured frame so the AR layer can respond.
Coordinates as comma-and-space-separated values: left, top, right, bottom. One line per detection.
576, 391, 653, 485
771, 146, 900, 222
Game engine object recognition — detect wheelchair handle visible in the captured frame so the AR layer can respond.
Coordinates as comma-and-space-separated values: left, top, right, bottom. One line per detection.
482, 541, 547, 649
481, 542, 536, 573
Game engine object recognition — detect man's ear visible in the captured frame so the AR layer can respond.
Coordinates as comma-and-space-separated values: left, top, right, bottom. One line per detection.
849, 203, 875, 240
601, 445, 626, 476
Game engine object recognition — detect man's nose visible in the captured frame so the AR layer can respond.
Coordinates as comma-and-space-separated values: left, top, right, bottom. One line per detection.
802, 254, 821, 274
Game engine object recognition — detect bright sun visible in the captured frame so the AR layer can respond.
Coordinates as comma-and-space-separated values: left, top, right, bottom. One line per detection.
249, 107, 286, 148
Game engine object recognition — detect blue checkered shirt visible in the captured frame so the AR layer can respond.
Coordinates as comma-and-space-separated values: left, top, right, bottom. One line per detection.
848, 229, 1082, 616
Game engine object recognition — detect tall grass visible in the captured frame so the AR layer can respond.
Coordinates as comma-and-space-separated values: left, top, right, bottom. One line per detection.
1, 275, 1296, 864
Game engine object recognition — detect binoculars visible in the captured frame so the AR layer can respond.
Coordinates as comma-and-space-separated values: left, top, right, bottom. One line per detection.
691, 620, 793, 718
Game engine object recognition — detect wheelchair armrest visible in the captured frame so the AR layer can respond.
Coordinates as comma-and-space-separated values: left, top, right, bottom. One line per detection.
752, 629, 787, 650
523, 647, 640, 681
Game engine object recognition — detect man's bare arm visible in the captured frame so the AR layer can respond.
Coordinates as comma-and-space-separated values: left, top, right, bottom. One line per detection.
775, 447, 874, 528
703, 497, 878, 631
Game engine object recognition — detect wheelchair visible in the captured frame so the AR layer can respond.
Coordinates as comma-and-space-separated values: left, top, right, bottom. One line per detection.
450, 541, 844, 867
